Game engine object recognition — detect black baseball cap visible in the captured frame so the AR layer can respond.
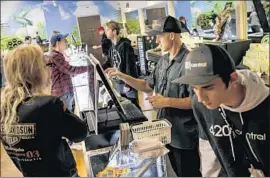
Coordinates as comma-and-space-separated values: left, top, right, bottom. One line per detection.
172, 44, 236, 85
50, 33, 68, 47
145, 15, 182, 36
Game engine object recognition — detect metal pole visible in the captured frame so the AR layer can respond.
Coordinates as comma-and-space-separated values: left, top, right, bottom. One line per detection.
121, 9, 128, 37
235, 1, 248, 40
138, 8, 146, 35
167, 1, 176, 18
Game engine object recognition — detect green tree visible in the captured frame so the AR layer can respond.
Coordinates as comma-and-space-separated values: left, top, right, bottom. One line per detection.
1, 34, 22, 50
126, 19, 140, 34
204, 1, 235, 15
36, 22, 47, 39
66, 25, 81, 46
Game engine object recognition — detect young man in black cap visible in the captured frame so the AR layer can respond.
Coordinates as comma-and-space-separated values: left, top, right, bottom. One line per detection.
173, 44, 269, 176
105, 16, 201, 177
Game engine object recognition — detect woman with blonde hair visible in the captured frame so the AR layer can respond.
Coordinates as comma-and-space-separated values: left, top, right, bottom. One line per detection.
1, 45, 87, 177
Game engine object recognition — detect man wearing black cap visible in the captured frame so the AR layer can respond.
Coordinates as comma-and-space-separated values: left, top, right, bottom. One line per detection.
105, 16, 201, 177
49, 33, 88, 112
173, 44, 269, 176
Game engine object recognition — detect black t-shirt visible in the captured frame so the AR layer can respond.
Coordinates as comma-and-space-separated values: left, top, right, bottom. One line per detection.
192, 94, 269, 176
101, 33, 112, 56
0, 96, 87, 177
145, 44, 198, 149
180, 21, 191, 34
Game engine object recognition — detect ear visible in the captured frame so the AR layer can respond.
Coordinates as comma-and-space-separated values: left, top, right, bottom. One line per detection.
229, 72, 239, 88
230, 72, 239, 82
169, 33, 175, 40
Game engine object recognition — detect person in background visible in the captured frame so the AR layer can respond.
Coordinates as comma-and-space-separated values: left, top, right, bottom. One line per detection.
248, 8, 261, 33
191, 28, 199, 36
92, 26, 112, 59
24, 36, 32, 45
174, 44, 269, 176
213, 15, 222, 41
48, 31, 60, 55
49, 33, 89, 112
36, 32, 43, 45
0, 45, 87, 176
103, 20, 140, 109
211, 11, 219, 25
105, 16, 201, 177
179, 16, 191, 34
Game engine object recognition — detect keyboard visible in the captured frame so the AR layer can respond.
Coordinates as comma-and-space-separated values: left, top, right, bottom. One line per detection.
121, 102, 146, 121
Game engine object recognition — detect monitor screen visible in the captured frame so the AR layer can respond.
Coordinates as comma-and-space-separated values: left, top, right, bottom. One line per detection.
70, 53, 95, 112
88, 54, 127, 119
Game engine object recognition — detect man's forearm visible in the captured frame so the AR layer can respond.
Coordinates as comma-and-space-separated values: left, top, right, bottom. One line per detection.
166, 97, 192, 110
120, 73, 152, 93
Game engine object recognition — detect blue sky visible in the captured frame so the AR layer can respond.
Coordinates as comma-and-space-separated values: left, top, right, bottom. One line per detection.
126, 10, 139, 20
1, 1, 230, 38
1, 1, 46, 36
1, 1, 120, 38
175, 1, 192, 28
43, 1, 120, 37
43, 2, 77, 36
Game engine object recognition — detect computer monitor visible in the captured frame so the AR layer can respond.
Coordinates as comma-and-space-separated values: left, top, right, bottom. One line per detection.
69, 53, 96, 112
88, 54, 128, 120
85, 55, 98, 134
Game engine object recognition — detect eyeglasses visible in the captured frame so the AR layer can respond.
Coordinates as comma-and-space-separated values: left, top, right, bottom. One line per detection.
45, 62, 55, 68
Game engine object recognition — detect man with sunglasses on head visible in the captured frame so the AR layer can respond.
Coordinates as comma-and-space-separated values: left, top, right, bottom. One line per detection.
49, 33, 88, 112
173, 44, 269, 176
105, 16, 201, 177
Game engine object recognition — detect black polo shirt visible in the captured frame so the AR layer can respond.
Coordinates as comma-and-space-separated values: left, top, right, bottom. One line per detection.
145, 43, 198, 149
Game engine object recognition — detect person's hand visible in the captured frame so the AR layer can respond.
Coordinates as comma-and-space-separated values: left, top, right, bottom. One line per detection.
105, 67, 123, 79
123, 86, 131, 93
145, 93, 170, 109
92, 45, 98, 49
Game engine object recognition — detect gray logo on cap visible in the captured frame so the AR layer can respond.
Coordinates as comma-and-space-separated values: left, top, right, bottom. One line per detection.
185, 61, 207, 70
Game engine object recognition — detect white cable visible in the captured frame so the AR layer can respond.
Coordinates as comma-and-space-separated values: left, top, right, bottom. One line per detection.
239, 113, 259, 162
219, 107, 236, 161
245, 134, 259, 162
239, 112, 244, 125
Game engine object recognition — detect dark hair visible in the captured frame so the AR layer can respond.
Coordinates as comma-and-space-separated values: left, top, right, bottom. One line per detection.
208, 44, 236, 88
179, 16, 186, 21
52, 31, 60, 35
25, 36, 31, 41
